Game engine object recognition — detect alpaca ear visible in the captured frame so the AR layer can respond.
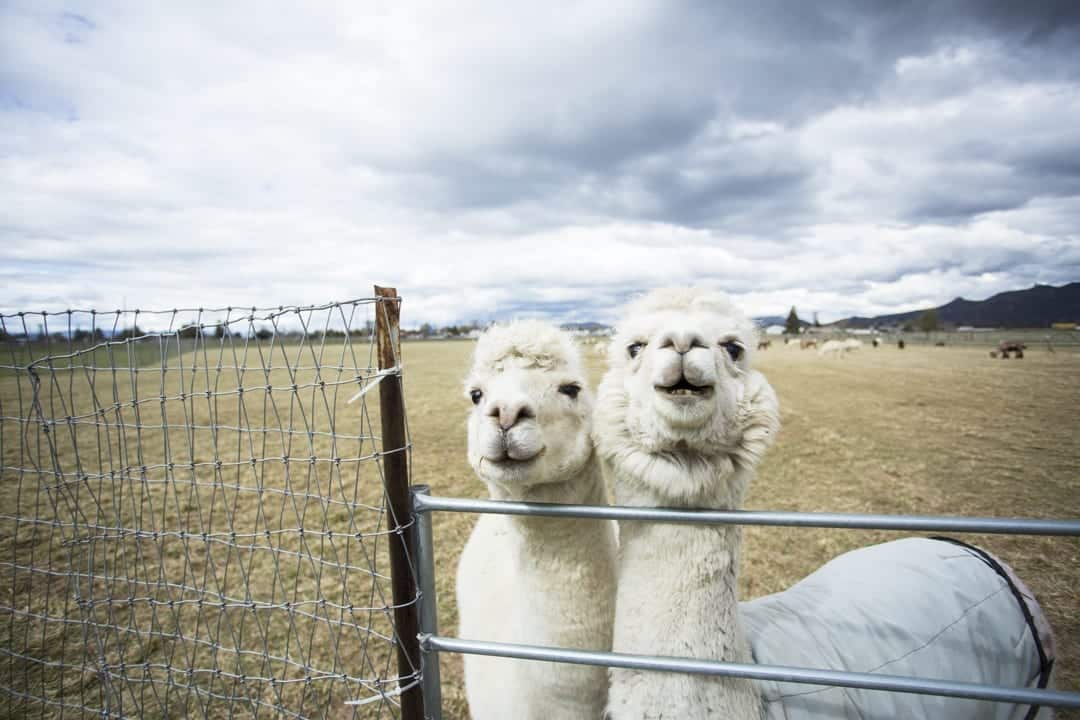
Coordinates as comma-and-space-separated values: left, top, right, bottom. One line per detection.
734, 370, 780, 470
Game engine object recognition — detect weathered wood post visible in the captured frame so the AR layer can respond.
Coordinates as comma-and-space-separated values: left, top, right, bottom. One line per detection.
374, 285, 424, 720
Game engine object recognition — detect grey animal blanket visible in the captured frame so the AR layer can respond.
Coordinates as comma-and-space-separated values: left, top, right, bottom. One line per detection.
742, 537, 1055, 719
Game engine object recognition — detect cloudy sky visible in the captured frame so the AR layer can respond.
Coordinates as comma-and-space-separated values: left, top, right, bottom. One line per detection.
3, 1, 1080, 328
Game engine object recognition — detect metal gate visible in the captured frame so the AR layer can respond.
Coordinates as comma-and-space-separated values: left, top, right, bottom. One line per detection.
408, 486, 1080, 719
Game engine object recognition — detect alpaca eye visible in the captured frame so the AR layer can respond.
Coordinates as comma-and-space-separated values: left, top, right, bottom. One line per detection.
469, 389, 483, 405
720, 341, 744, 362
627, 342, 645, 359
558, 383, 581, 399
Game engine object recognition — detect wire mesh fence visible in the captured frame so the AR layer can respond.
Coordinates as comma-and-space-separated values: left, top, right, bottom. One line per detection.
0, 300, 417, 719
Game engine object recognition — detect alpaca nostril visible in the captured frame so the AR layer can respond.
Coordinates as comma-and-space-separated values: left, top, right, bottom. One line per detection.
496, 402, 534, 431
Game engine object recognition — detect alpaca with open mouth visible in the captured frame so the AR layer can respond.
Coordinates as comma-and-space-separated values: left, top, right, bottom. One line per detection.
596, 287, 778, 720
596, 287, 1055, 720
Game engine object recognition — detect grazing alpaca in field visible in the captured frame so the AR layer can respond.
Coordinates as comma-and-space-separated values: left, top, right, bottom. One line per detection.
456, 321, 617, 720
818, 339, 845, 356
999, 340, 1027, 358
596, 288, 779, 720
819, 338, 862, 356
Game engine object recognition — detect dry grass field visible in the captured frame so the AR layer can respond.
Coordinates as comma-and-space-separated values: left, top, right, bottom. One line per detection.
405, 339, 1080, 720
2, 333, 1078, 719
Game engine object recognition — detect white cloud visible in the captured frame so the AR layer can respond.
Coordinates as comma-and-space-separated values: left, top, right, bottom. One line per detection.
2, 1, 1079, 329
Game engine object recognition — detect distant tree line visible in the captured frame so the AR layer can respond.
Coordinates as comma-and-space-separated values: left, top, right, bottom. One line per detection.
780, 306, 943, 334
915, 309, 941, 333
785, 307, 801, 334
406, 322, 482, 338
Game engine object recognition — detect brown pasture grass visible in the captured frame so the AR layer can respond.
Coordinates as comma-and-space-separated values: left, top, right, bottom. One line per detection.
2, 337, 1078, 719
406, 339, 1080, 720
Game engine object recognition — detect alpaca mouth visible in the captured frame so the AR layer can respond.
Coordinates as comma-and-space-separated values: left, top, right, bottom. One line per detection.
656, 376, 713, 397
484, 446, 546, 466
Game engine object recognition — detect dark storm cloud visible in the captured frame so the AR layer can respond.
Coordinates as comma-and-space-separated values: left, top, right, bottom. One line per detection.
387, 0, 1080, 231
1012, 147, 1080, 187
945, 0, 1080, 42
512, 101, 713, 174
412, 100, 715, 213
898, 130, 1080, 224
631, 164, 813, 230
908, 195, 1029, 223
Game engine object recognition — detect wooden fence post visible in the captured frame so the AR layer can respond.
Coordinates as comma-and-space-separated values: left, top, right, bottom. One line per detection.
374, 285, 424, 720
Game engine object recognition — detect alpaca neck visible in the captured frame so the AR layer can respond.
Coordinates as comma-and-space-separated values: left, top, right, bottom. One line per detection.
607, 454, 761, 719
615, 517, 746, 659
485, 451, 616, 654
610, 451, 750, 625
460, 454, 615, 720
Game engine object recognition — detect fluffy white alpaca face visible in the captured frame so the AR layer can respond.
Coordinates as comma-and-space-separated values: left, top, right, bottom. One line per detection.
614, 306, 750, 452
465, 323, 594, 495
596, 288, 780, 505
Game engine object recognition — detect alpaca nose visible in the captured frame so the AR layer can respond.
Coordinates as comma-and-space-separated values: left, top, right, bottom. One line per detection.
658, 330, 707, 355
488, 399, 535, 431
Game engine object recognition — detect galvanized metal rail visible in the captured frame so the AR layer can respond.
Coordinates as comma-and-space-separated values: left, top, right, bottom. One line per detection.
410, 486, 1080, 719
414, 493, 1080, 536
422, 635, 1080, 710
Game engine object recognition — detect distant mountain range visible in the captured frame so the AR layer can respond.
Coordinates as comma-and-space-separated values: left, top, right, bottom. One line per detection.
558, 282, 1079, 334
833, 282, 1080, 329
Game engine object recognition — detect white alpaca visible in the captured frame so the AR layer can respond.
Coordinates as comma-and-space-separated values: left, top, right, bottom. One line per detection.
456, 321, 617, 720
819, 338, 863, 356
597, 289, 1055, 719
596, 288, 779, 720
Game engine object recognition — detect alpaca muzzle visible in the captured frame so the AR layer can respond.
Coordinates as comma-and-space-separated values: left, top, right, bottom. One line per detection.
655, 370, 714, 400
652, 350, 716, 397
479, 426, 546, 465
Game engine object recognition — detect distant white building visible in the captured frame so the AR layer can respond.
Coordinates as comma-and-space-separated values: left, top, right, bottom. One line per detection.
764, 325, 786, 336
